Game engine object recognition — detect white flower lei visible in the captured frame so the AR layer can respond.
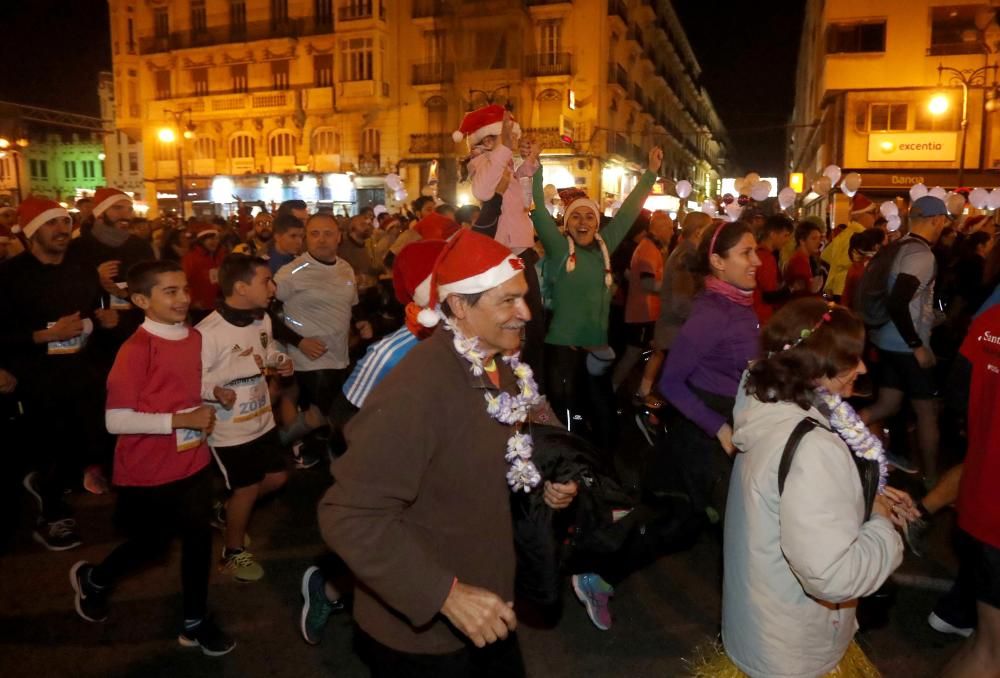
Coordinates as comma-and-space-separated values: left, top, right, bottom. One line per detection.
814, 387, 888, 494
442, 315, 544, 492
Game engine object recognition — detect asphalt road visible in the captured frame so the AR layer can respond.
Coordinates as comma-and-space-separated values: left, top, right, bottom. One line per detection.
0, 450, 966, 678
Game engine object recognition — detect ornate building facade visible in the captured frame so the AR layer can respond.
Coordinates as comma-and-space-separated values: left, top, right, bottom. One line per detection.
108, 0, 729, 216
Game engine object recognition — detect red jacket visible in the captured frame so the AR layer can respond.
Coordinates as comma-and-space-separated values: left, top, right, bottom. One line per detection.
752, 246, 781, 325
182, 244, 225, 311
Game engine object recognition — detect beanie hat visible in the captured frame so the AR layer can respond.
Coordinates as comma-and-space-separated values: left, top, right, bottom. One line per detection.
850, 193, 875, 215
413, 212, 460, 241
392, 238, 447, 307
14, 197, 70, 238
92, 187, 133, 217
416, 229, 524, 327
452, 104, 521, 146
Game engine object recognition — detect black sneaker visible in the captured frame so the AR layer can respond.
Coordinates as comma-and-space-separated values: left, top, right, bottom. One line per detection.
23, 471, 44, 513
178, 616, 236, 656
292, 443, 320, 470
34, 518, 82, 551
70, 561, 109, 622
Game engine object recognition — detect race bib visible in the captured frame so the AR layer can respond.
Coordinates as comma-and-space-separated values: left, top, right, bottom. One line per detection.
110, 282, 131, 310
230, 375, 270, 424
46, 321, 88, 355
174, 407, 204, 452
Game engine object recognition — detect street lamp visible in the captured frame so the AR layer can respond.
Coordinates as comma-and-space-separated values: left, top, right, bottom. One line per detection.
159, 108, 196, 219
935, 61, 998, 186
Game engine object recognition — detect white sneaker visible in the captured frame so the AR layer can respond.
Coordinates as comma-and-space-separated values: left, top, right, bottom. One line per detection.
928, 611, 973, 638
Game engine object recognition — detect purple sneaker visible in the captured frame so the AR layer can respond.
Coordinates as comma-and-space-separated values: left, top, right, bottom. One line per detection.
572, 573, 613, 630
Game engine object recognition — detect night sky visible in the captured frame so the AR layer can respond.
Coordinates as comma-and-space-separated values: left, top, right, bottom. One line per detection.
0, 1, 804, 178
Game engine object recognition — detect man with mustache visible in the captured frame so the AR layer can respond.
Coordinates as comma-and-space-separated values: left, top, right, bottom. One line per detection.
0, 198, 119, 550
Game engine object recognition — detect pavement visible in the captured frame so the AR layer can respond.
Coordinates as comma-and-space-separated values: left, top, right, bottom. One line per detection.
0, 445, 968, 678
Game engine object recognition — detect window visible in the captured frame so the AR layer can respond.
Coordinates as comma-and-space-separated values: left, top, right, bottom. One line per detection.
82, 160, 96, 179
153, 7, 169, 39
271, 0, 289, 26
129, 152, 139, 171
269, 131, 295, 157
930, 6, 983, 55
312, 128, 340, 154
155, 70, 171, 100
540, 21, 561, 58
64, 161, 77, 179
191, 0, 207, 33
194, 137, 217, 160
867, 103, 908, 131
314, 54, 334, 87
826, 21, 886, 54
426, 95, 447, 133
154, 140, 174, 163
426, 30, 445, 62
192, 68, 209, 96
272, 60, 290, 90
231, 64, 248, 93
471, 30, 508, 69
361, 128, 380, 158
29, 159, 38, 178
315, 0, 333, 27
230, 133, 255, 158
230, 0, 247, 37
118, 153, 123, 172
127, 17, 135, 53
341, 38, 373, 81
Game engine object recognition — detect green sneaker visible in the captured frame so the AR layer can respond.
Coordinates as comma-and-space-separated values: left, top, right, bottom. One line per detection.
219, 549, 264, 582
299, 566, 344, 645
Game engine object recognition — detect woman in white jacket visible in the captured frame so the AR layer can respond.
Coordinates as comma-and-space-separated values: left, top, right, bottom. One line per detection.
708, 298, 918, 678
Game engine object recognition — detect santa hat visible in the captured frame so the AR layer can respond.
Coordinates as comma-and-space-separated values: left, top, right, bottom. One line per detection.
850, 193, 876, 215
413, 212, 460, 241
416, 229, 524, 327
372, 204, 388, 218
188, 221, 220, 240
92, 187, 133, 217
14, 197, 70, 238
392, 239, 447, 307
452, 104, 521, 146
558, 187, 600, 223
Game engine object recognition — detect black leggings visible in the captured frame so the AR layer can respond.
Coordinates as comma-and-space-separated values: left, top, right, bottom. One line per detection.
543, 344, 615, 457
93, 468, 213, 621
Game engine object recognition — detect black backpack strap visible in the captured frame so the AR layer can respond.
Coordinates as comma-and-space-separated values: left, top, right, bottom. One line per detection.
778, 417, 821, 496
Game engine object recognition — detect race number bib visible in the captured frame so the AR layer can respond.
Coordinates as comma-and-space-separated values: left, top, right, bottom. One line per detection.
110, 282, 131, 310
232, 376, 270, 423
174, 407, 204, 453
46, 321, 87, 355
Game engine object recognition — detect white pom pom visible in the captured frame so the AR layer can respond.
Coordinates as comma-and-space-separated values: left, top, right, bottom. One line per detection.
417, 307, 440, 328
452, 130, 465, 143
11, 225, 20, 234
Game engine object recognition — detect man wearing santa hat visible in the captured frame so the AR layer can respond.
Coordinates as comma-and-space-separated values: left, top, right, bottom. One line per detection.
822, 192, 877, 299
319, 229, 574, 675
0, 198, 119, 550
182, 222, 225, 321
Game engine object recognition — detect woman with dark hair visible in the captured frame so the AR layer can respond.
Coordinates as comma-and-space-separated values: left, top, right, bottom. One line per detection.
712, 298, 916, 677
658, 220, 760, 520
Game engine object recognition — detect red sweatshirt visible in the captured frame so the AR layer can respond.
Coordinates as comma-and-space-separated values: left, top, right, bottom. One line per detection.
182, 244, 225, 311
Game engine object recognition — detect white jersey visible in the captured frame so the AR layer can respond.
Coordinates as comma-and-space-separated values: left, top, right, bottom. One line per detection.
196, 311, 279, 448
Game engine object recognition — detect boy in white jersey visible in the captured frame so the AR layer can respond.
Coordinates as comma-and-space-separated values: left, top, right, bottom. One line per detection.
197, 254, 293, 582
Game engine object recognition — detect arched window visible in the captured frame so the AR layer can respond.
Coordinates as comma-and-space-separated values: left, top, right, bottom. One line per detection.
538, 89, 561, 128
193, 137, 216, 160
426, 96, 447, 134
230, 133, 255, 159
269, 130, 295, 157
311, 127, 340, 155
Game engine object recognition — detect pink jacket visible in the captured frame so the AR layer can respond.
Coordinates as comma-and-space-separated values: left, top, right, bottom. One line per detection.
469, 145, 538, 253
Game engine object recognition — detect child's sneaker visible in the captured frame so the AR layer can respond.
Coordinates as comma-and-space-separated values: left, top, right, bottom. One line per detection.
292, 442, 319, 470
219, 549, 264, 582
35, 518, 82, 551
572, 573, 614, 631
178, 616, 236, 656
300, 566, 344, 644
70, 561, 109, 622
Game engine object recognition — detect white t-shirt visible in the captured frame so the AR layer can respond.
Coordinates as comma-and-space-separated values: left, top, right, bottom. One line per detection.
275, 252, 358, 371
196, 311, 278, 447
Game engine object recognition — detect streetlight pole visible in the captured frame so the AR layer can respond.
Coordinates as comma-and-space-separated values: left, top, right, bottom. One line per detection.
160, 108, 195, 219
937, 61, 998, 187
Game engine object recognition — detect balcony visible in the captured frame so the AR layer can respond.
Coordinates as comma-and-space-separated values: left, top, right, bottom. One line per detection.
409, 133, 453, 154
412, 0, 447, 18
302, 87, 334, 111
607, 62, 629, 91
339, 1, 385, 21
927, 41, 986, 56
412, 62, 455, 85
149, 90, 296, 119
139, 18, 334, 54
525, 53, 573, 77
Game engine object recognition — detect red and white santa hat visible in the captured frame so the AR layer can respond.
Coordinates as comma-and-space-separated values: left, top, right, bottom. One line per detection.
416, 229, 525, 327
452, 103, 521, 146
392, 238, 448, 307
187, 221, 220, 240
92, 187, 133, 217
14, 197, 70, 238
850, 193, 876, 215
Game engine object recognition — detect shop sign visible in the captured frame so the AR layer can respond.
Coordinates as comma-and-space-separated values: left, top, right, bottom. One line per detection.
867, 132, 958, 162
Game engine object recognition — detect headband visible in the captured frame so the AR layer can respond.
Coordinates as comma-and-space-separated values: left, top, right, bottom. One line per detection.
707, 220, 727, 258
769, 301, 836, 357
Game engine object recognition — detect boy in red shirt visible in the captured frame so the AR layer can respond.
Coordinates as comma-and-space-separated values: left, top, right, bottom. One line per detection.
752, 215, 794, 325
945, 304, 1000, 675
69, 260, 235, 656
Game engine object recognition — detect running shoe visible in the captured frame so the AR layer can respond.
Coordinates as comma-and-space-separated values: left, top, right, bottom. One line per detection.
23, 472, 43, 513
292, 443, 320, 470
219, 549, 264, 582
34, 518, 81, 551
178, 616, 236, 656
300, 566, 344, 645
928, 611, 973, 638
571, 573, 614, 631
70, 561, 109, 622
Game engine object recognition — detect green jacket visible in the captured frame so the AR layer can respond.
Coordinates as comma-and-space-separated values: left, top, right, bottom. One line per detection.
531, 169, 657, 346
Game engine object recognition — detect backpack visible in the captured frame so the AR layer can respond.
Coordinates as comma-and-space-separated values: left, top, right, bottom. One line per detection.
855, 237, 928, 328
